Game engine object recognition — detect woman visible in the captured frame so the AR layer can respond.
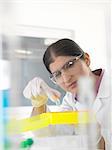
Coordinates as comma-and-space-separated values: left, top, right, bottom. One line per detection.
23, 39, 111, 149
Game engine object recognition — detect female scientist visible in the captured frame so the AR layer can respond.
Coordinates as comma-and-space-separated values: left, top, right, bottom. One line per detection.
23, 39, 111, 150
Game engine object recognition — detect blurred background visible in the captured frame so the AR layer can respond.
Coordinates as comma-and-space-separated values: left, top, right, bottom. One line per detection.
0, 0, 111, 106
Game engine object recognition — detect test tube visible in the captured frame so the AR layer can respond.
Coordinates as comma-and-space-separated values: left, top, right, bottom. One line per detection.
77, 76, 98, 150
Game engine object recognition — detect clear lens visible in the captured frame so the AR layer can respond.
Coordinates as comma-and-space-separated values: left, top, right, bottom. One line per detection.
64, 60, 75, 70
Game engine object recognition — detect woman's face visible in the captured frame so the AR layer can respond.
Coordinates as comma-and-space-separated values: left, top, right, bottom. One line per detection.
49, 53, 91, 94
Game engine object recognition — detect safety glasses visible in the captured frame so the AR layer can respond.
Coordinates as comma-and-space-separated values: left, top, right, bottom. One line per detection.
50, 53, 83, 84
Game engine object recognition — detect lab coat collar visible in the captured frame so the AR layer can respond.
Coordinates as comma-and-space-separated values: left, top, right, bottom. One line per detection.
93, 70, 110, 113
96, 70, 110, 99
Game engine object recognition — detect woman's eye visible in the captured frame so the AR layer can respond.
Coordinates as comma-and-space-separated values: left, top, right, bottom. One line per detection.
65, 61, 74, 69
55, 71, 61, 78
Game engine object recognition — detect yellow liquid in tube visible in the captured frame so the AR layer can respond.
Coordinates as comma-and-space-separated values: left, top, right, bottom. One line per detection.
32, 94, 60, 105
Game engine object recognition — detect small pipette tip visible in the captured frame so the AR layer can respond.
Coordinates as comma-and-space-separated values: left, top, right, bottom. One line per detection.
46, 90, 61, 105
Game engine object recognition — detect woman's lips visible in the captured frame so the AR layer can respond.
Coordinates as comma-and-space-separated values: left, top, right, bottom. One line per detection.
68, 81, 77, 89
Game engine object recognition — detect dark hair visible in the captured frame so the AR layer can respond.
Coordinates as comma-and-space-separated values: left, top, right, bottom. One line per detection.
43, 38, 84, 73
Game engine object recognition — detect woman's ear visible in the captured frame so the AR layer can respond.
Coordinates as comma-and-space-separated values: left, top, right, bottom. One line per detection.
84, 53, 90, 66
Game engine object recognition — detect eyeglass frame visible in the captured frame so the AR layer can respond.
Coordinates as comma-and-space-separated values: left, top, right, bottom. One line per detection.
49, 53, 84, 84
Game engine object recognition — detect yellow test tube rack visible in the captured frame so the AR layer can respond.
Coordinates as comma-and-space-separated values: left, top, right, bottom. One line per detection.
8, 111, 96, 134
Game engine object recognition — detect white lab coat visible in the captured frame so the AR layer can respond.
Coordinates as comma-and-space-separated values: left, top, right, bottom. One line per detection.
57, 70, 111, 150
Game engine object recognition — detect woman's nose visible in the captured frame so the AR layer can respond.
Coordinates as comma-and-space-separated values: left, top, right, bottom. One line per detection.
61, 70, 71, 83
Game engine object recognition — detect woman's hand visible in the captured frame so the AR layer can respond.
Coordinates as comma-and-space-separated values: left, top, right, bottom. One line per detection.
23, 77, 61, 107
